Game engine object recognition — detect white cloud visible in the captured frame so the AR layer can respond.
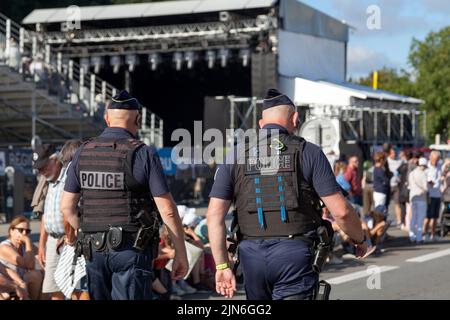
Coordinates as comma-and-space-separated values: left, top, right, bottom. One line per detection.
347, 46, 395, 77
419, 0, 450, 14
330, 0, 431, 36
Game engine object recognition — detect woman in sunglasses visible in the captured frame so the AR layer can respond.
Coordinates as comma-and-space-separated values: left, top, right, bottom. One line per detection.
0, 215, 43, 299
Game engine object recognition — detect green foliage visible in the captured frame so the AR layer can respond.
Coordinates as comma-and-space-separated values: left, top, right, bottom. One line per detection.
354, 26, 450, 141
409, 26, 450, 141
354, 67, 416, 98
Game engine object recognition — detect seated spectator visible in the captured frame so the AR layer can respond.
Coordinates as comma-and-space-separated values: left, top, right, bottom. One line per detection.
326, 205, 377, 259
0, 43, 5, 65
334, 161, 351, 192
194, 218, 209, 245
181, 212, 213, 293
361, 205, 391, 254
30, 54, 47, 89
154, 226, 187, 297
0, 216, 43, 300
0, 262, 29, 300
7, 38, 21, 71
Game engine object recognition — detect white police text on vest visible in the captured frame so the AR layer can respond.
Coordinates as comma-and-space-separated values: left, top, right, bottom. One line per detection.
80, 171, 125, 190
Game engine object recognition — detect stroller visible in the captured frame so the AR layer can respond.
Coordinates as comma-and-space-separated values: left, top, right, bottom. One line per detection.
439, 201, 450, 238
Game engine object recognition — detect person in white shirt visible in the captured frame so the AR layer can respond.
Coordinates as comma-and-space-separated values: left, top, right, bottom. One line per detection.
408, 157, 429, 243
423, 151, 442, 241
386, 146, 404, 226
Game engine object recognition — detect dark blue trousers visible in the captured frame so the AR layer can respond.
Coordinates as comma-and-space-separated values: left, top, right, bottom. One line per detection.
239, 239, 318, 300
86, 244, 153, 300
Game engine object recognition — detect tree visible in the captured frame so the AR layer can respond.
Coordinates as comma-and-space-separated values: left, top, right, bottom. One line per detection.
409, 26, 450, 141
353, 67, 416, 98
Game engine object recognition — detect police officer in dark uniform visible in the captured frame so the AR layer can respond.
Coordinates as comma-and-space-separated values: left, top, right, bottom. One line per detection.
61, 90, 188, 300
206, 89, 368, 300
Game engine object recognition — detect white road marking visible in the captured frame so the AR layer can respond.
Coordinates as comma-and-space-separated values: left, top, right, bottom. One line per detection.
326, 266, 399, 285
406, 248, 450, 263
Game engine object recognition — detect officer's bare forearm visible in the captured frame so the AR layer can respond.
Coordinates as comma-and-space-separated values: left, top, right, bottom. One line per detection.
206, 198, 231, 265
321, 192, 364, 243
154, 193, 188, 260
60, 191, 81, 230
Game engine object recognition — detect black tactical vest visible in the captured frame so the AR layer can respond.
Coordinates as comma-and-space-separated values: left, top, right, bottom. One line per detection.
233, 132, 323, 238
77, 137, 153, 233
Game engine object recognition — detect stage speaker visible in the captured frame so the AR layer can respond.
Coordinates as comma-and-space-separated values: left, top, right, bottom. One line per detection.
204, 96, 230, 134
203, 96, 230, 152
251, 52, 277, 98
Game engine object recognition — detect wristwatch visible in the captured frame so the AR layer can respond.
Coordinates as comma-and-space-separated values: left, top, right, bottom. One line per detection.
352, 235, 366, 245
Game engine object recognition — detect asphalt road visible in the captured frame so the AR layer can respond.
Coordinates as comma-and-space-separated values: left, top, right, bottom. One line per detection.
180, 226, 450, 300
2, 213, 450, 300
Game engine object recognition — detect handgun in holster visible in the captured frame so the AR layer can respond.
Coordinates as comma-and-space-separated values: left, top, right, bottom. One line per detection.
312, 220, 333, 274
77, 229, 92, 262
226, 210, 242, 275
133, 210, 159, 253
315, 280, 331, 300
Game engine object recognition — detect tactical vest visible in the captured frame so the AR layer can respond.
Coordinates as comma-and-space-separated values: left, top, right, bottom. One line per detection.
77, 137, 153, 233
233, 133, 323, 238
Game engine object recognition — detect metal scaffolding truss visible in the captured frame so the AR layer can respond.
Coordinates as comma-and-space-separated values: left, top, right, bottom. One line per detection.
0, 12, 164, 148
222, 97, 425, 146
305, 104, 426, 145
50, 34, 253, 58
39, 17, 277, 58
43, 17, 278, 44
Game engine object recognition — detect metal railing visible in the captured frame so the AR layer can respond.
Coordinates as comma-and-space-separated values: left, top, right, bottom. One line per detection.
0, 12, 164, 147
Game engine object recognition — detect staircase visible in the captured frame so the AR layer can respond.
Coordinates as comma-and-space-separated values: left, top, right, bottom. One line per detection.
0, 12, 163, 148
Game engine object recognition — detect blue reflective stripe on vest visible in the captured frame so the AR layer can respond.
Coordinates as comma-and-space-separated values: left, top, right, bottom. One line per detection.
257, 207, 264, 229
278, 175, 287, 223
280, 205, 287, 223
255, 177, 264, 229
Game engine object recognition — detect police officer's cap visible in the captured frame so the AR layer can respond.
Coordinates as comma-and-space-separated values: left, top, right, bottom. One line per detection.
262, 88, 295, 110
108, 90, 141, 111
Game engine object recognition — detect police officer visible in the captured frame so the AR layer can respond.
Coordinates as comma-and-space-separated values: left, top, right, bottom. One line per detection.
61, 90, 188, 300
206, 89, 368, 300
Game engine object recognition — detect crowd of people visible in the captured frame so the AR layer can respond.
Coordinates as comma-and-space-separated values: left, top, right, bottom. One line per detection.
327, 143, 450, 265
0, 139, 215, 300
0, 38, 106, 121
0, 139, 448, 299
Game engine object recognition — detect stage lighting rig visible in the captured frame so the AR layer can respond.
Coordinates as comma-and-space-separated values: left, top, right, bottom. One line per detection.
206, 50, 216, 69
90, 56, 103, 73
110, 55, 122, 74
125, 54, 138, 72
173, 52, 183, 71
148, 53, 160, 71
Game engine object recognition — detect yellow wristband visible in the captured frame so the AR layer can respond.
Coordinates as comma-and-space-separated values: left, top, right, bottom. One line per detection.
216, 262, 230, 270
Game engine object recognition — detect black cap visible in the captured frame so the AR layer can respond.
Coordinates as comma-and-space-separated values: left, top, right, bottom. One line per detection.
32, 144, 56, 169
262, 88, 295, 110
107, 90, 141, 110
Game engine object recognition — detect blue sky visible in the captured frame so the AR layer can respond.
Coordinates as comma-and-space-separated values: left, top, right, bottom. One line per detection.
299, 0, 450, 79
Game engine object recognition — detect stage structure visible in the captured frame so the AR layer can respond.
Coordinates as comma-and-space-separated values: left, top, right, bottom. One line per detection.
22, 0, 351, 145
21, 0, 424, 152
205, 93, 425, 161
0, 12, 163, 148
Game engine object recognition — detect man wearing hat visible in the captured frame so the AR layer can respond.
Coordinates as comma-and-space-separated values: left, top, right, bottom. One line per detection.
408, 157, 429, 243
33, 144, 67, 299
60, 90, 188, 300
207, 88, 368, 300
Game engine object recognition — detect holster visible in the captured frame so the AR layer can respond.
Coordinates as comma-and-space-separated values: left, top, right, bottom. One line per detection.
133, 210, 160, 254
227, 210, 242, 275
79, 234, 92, 262
314, 280, 331, 300
312, 220, 334, 274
